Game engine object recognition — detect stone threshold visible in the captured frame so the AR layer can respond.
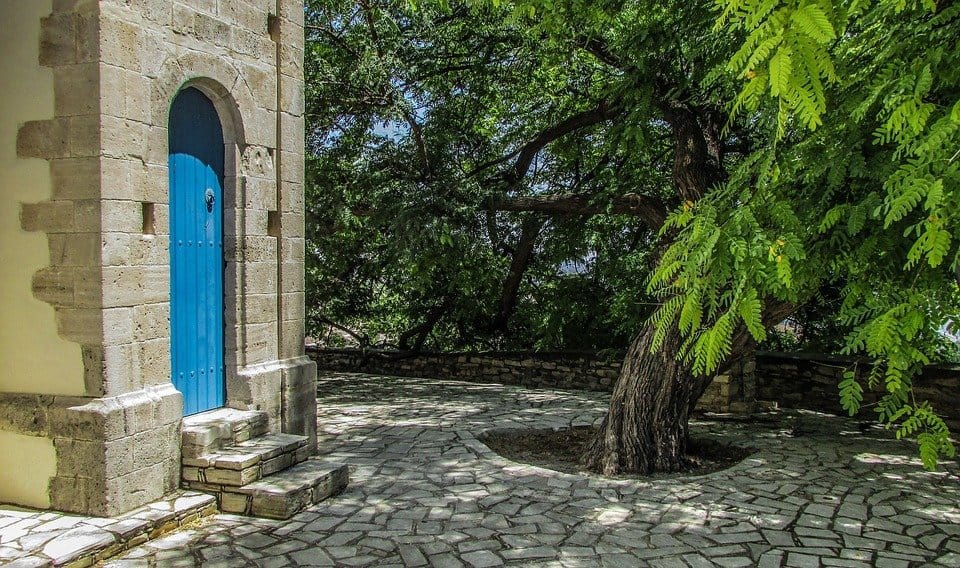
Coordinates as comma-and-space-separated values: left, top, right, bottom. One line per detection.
0, 491, 216, 568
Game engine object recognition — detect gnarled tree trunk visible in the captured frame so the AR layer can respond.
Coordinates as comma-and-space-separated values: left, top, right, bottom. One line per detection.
585, 299, 796, 475
584, 319, 703, 474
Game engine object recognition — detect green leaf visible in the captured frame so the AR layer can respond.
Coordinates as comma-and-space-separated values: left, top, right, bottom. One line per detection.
769, 47, 793, 97
737, 289, 766, 342
791, 3, 836, 43
839, 371, 863, 416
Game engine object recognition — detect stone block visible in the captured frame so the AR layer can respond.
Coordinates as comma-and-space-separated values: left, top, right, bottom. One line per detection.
130, 0, 173, 25
99, 157, 135, 199
240, 176, 278, 209
241, 323, 279, 365
242, 64, 277, 109
108, 461, 169, 514
102, 343, 137, 394
238, 236, 278, 263
246, 108, 277, 147
250, 488, 309, 519
0, 394, 55, 435
101, 199, 145, 234
135, 339, 171, 388
137, 29, 169, 80
279, 212, 305, 237
283, 238, 305, 262
66, 114, 100, 158
280, 321, 306, 359
82, 346, 106, 396
21, 200, 77, 233
104, 436, 136, 476
280, 358, 317, 445
241, 145, 275, 178
280, 112, 305, 155
280, 72, 306, 114
138, 163, 169, 203
102, 232, 168, 267
235, 293, 277, 325
31, 266, 73, 307
204, 465, 259, 486
101, 265, 168, 307
182, 466, 201, 483
190, 0, 219, 17
75, 7, 99, 64
241, 262, 278, 294
54, 438, 106, 477
280, 291, 305, 322
225, 206, 271, 237
51, 157, 100, 199
220, 492, 251, 514
55, 63, 99, 116
18, 119, 69, 160
261, 453, 293, 476
131, 429, 167, 470
74, 199, 102, 233
232, 28, 265, 58
40, 13, 78, 67
170, 2, 195, 36
100, 16, 140, 71
229, 365, 282, 429
49, 476, 93, 515
279, 150, 304, 184
279, 0, 304, 32
132, 302, 169, 342
56, 307, 104, 344
281, 182, 305, 214
101, 116, 150, 162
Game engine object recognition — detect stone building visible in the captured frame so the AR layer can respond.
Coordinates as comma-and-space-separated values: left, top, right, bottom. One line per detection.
0, 0, 333, 517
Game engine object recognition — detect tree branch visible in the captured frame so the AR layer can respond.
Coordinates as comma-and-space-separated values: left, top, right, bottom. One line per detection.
489, 217, 545, 333
487, 193, 668, 229
315, 315, 370, 348
505, 100, 622, 188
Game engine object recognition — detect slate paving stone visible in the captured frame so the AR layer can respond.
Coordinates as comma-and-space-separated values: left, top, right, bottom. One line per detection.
6, 373, 960, 567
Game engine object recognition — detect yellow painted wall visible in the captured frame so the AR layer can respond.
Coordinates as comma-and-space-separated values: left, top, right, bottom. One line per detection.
0, 430, 55, 508
0, 1, 85, 396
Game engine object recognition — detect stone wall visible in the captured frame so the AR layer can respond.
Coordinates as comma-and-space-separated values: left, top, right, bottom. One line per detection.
310, 348, 960, 427
755, 351, 960, 430
311, 349, 621, 392
309, 349, 753, 414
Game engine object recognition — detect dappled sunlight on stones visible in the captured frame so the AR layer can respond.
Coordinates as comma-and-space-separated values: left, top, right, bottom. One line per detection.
70, 372, 960, 566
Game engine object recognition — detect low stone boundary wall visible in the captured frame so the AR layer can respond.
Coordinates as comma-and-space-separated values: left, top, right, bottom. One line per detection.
308, 349, 620, 392
756, 351, 960, 430
310, 348, 960, 428
307, 349, 754, 414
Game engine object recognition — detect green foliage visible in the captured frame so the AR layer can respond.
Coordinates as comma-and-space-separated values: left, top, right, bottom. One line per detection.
838, 370, 863, 415
304, 0, 664, 351
675, 0, 960, 469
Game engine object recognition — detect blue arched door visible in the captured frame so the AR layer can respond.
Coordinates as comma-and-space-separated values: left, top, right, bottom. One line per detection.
168, 87, 225, 416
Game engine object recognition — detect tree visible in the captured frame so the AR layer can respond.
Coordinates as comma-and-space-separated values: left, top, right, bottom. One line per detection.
304, 0, 665, 353
304, 0, 960, 473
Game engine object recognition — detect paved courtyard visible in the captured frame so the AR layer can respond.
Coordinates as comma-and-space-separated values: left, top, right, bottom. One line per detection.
96, 373, 960, 566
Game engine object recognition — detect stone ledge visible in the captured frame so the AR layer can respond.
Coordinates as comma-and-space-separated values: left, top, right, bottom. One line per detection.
0, 491, 215, 568
218, 458, 349, 520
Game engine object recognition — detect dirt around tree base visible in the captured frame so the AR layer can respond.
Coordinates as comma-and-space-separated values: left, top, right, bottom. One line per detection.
479, 426, 753, 479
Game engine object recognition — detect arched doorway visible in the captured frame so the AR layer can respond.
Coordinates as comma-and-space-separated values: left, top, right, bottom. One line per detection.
168, 87, 225, 415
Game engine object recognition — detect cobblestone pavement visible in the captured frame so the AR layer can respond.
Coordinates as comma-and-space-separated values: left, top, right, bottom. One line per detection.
103, 372, 960, 567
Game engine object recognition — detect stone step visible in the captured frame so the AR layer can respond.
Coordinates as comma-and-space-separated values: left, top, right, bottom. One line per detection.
182, 433, 312, 488
217, 458, 349, 520
181, 408, 270, 457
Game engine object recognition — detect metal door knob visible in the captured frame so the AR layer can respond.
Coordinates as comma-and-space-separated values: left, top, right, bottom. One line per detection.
204, 188, 215, 211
